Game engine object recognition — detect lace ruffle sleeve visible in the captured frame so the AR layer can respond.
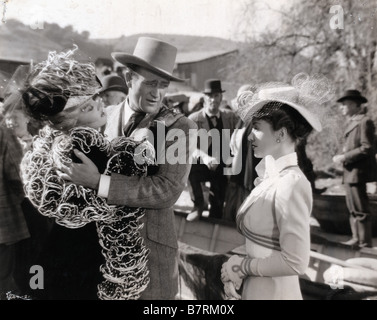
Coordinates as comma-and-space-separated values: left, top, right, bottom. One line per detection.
21, 126, 154, 228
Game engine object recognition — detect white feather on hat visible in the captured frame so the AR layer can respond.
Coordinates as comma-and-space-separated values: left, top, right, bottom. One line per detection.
236, 73, 335, 132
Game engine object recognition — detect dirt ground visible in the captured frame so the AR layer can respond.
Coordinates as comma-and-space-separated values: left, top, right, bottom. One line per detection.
175, 178, 377, 213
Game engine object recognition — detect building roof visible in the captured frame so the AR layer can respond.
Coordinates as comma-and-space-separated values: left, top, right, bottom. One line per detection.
176, 49, 238, 64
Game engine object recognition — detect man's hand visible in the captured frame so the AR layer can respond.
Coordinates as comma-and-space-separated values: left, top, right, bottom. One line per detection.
332, 154, 346, 164
203, 155, 219, 171
58, 149, 101, 190
193, 150, 219, 171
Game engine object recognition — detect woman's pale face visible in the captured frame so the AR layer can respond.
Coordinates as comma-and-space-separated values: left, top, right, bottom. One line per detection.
247, 119, 280, 158
75, 95, 107, 129
4, 110, 30, 138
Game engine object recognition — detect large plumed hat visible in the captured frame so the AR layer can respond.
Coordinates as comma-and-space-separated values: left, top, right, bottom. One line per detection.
112, 37, 185, 82
21, 46, 101, 121
236, 73, 335, 132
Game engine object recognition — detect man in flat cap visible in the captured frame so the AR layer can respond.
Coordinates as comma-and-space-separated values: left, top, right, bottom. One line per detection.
62, 37, 197, 299
333, 89, 377, 248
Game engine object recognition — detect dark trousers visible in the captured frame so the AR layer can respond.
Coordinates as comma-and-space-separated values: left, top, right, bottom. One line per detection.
344, 183, 373, 246
13, 199, 53, 296
189, 163, 228, 219
0, 243, 19, 299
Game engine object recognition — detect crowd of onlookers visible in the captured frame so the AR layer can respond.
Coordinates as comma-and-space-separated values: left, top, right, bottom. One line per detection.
0, 64, 323, 226
0, 46, 376, 300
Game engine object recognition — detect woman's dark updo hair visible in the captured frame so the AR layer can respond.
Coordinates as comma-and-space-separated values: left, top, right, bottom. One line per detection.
256, 102, 313, 144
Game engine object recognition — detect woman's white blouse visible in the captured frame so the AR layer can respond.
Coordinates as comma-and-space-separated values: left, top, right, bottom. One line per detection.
236, 152, 312, 277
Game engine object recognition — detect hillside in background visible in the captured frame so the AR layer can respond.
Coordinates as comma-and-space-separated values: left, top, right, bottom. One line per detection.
104, 33, 239, 54
0, 20, 66, 62
0, 19, 240, 63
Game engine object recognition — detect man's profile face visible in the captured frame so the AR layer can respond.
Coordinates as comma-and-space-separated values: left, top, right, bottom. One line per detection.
204, 92, 222, 114
102, 90, 127, 107
127, 67, 170, 114
339, 99, 360, 117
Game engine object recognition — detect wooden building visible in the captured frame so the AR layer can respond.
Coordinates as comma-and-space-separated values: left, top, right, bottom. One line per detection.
174, 49, 238, 100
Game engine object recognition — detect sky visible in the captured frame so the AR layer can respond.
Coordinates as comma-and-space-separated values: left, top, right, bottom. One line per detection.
1, 0, 286, 40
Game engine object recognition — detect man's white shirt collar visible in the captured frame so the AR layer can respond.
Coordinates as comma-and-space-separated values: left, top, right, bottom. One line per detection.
123, 98, 135, 127
205, 110, 221, 119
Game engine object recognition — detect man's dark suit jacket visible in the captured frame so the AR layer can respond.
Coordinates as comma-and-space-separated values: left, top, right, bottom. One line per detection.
342, 113, 377, 184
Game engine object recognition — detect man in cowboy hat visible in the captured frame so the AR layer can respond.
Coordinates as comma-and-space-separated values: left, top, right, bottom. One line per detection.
187, 79, 238, 221
99, 74, 128, 107
333, 89, 377, 248
60, 37, 198, 299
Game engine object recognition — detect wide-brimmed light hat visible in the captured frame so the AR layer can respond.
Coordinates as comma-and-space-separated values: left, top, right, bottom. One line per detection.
236, 74, 335, 132
112, 37, 185, 82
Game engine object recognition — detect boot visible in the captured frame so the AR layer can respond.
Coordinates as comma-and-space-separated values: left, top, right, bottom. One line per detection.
342, 215, 359, 246
357, 217, 373, 248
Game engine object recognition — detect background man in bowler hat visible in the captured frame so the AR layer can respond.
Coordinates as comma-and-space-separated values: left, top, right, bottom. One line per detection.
333, 89, 377, 248
60, 37, 197, 299
99, 74, 128, 107
187, 79, 238, 221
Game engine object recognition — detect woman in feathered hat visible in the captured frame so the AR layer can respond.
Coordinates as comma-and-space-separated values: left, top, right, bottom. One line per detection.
221, 75, 329, 300
20, 47, 152, 300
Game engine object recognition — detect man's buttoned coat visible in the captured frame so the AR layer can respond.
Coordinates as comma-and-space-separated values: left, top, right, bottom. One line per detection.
342, 114, 377, 184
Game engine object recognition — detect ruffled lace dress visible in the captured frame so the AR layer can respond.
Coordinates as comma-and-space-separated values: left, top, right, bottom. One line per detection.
21, 126, 154, 300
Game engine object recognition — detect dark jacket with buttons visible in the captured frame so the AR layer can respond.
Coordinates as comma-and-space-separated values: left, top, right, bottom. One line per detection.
342, 113, 377, 184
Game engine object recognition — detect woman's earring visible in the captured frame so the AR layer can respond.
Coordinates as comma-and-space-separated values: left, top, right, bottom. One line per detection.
276, 138, 280, 143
